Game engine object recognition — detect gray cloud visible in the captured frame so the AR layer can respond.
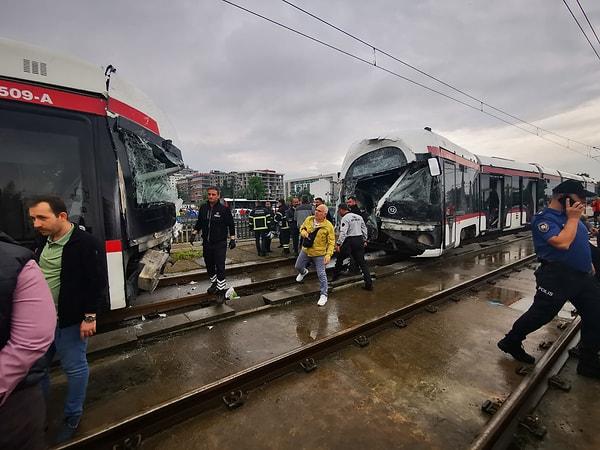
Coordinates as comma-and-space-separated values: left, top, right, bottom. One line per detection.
3, 0, 600, 178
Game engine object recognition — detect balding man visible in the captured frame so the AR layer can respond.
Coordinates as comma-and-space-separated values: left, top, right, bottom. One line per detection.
295, 204, 335, 306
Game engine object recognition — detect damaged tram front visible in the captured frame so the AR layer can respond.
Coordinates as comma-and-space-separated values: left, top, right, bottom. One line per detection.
339, 129, 474, 257
0, 38, 184, 310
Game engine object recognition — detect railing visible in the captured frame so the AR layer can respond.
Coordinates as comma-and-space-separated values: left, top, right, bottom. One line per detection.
174, 218, 254, 243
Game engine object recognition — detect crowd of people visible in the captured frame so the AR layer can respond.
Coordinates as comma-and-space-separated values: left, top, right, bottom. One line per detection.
244, 194, 372, 307
6, 182, 600, 448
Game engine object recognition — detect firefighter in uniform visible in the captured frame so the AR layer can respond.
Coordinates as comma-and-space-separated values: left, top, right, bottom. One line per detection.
498, 180, 600, 380
275, 199, 291, 255
248, 202, 272, 257
192, 187, 236, 302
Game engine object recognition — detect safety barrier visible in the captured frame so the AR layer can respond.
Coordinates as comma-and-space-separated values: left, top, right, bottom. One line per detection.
174, 218, 254, 243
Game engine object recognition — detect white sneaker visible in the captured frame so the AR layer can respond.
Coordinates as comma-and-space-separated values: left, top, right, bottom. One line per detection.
296, 268, 309, 282
317, 295, 328, 306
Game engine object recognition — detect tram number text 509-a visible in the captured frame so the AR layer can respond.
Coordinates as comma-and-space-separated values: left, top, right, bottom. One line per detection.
0, 85, 53, 104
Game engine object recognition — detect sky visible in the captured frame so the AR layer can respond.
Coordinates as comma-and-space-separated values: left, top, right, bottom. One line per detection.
3, 0, 600, 179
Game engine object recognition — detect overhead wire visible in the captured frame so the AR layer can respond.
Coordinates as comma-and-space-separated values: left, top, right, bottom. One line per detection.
575, 0, 600, 47
220, 0, 600, 160
562, 0, 600, 61
280, 0, 600, 153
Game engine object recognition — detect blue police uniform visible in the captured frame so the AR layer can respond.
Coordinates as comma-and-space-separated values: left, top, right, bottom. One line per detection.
531, 208, 591, 273
501, 205, 600, 376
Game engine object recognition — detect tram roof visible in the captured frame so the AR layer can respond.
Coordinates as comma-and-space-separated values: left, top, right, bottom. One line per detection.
558, 170, 585, 182
0, 37, 177, 139
341, 129, 478, 178
530, 163, 561, 179
475, 155, 540, 178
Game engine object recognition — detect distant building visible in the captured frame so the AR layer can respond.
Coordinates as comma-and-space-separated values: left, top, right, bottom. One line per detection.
176, 172, 212, 203
168, 167, 197, 194
176, 168, 284, 203
285, 173, 340, 204
236, 170, 284, 201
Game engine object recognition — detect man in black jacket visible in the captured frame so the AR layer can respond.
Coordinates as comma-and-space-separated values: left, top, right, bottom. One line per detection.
193, 187, 236, 300
29, 196, 107, 443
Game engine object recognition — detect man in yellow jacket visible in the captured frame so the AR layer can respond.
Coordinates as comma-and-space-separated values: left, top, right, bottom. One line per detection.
294, 204, 336, 306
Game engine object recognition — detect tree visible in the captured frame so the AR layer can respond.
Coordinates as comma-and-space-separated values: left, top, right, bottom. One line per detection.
246, 176, 266, 200
220, 180, 234, 198
297, 189, 314, 203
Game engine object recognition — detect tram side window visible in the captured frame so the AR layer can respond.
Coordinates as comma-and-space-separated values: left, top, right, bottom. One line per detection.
0, 105, 95, 242
523, 179, 536, 223
118, 128, 178, 206
511, 176, 521, 212
456, 165, 476, 215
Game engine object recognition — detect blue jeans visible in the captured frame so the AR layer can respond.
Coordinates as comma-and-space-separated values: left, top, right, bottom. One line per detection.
41, 324, 89, 419
295, 250, 328, 296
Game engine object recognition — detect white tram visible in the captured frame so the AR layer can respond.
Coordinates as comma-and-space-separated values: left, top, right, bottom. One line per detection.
339, 128, 597, 256
0, 38, 185, 309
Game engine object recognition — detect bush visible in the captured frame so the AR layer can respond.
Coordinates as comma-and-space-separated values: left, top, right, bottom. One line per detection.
171, 248, 203, 262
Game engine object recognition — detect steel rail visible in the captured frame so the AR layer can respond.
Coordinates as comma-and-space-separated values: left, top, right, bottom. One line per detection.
469, 316, 581, 450
59, 253, 536, 449
158, 255, 296, 287
101, 235, 531, 326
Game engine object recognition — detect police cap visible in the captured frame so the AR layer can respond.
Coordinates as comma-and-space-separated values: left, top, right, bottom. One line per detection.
552, 180, 596, 198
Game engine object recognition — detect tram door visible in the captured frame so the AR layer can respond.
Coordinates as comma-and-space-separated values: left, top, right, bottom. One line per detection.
487, 176, 503, 230
443, 161, 457, 247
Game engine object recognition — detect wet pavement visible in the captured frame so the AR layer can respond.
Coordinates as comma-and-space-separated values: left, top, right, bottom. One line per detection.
47, 238, 545, 444
516, 358, 600, 450
140, 256, 566, 449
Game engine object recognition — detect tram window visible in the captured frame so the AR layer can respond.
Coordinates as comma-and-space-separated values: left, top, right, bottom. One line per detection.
0, 104, 95, 242
511, 176, 521, 211
386, 164, 441, 221
346, 147, 407, 179
456, 165, 477, 214
523, 179, 536, 223
118, 128, 179, 206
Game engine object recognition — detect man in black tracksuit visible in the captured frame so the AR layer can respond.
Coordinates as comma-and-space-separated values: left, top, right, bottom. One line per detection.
193, 187, 236, 301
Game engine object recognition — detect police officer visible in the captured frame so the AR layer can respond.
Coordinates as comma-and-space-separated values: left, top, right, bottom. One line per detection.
331, 203, 372, 290
274, 199, 291, 255
498, 180, 600, 379
248, 201, 272, 257
193, 186, 236, 301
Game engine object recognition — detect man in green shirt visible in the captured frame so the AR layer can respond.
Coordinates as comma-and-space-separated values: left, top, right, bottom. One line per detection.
29, 196, 105, 443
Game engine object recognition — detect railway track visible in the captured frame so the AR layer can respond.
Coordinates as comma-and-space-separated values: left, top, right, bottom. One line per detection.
99, 233, 532, 329
55, 240, 576, 450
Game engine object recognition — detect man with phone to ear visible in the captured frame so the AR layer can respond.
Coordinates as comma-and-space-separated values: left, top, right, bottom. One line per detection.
498, 180, 600, 379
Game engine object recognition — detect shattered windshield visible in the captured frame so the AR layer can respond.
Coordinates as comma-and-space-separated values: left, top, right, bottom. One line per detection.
346, 146, 407, 179
118, 128, 181, 205
383, 163, 442, 221
388, 165, 434, 204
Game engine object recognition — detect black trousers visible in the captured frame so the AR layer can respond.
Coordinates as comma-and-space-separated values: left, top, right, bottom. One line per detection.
506, 263, 600, 360
279, 228, 290, 249
333, 236, 372, 287
291, 227, 299, 254
254, 231, 268, 255
203, 241, 227, 287
0, 384, 46, 450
